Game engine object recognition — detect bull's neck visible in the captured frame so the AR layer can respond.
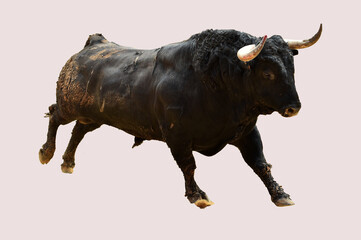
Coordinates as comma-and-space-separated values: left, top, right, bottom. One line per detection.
217, 85, 259, 126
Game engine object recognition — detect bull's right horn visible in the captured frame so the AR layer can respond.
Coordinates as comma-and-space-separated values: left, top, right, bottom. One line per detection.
285, 24, 323, 49
237, 35, 267, 62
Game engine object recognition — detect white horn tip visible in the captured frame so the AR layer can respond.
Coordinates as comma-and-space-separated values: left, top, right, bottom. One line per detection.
237, 35, 267, 62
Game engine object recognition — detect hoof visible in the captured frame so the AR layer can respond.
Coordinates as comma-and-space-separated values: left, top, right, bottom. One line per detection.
39, 149, 51, 164
61, 164, 74, 174
194, 199, 214, 209
274, 197, 295, 207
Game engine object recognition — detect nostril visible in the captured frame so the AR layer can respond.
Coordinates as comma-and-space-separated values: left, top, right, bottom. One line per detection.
287, 108, 295, 114
282, 107, 299, 117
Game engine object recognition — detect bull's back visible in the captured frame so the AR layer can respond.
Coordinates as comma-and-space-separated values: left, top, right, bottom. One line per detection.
56, 34, 162, 139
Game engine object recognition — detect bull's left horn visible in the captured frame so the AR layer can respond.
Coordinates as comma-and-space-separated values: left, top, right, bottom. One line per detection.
286, 24, 322, 49
237, 35, 267, 62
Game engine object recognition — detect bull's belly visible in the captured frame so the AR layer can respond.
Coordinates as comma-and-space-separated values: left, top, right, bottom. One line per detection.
70, 106, 239, 153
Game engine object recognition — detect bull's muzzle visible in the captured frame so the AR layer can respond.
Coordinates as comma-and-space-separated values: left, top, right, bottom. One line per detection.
281, 105, 301, 117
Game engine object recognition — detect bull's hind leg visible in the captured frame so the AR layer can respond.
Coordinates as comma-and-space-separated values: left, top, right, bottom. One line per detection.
61, 121, 101, 173
168, 144, 214, 209
231, 126, 294, 207
39, 104, 66, 164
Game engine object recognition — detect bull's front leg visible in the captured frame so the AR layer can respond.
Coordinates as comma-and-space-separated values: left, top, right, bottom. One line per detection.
168, 143, 214, 209
231, 126, 294, 207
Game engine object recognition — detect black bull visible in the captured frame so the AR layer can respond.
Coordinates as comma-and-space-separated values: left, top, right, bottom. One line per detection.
39, 28, 321, 208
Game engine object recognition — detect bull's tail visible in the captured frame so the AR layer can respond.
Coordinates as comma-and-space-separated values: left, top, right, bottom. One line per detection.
44, 104, 57, 118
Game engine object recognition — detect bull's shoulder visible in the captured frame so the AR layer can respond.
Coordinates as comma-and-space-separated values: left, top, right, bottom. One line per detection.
84, 33, 109, 47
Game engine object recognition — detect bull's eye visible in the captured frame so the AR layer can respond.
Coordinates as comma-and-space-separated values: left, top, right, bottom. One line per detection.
263, 71, 275, 80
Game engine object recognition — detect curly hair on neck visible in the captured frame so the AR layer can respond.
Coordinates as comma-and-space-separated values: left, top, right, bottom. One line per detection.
190, 29, 256, 72
189, 29, 257, 90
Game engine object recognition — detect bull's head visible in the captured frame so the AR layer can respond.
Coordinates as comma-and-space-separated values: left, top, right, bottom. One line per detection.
237, 24, 322, 117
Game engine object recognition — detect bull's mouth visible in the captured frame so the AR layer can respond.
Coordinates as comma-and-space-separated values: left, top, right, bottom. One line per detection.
256, 106, 275, 115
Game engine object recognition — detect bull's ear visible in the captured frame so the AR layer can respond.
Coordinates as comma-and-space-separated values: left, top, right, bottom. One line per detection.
292, 50, 299, 56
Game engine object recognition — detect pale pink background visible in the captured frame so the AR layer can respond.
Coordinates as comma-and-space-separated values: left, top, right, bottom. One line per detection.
1, 0, 360, 239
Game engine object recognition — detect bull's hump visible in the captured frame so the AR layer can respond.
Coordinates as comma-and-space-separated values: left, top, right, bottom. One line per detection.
84, 33, 109, 47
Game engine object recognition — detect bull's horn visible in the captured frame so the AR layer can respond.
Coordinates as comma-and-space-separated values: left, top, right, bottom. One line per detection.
285, 24, 322, 49
237, 35, 267, 62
